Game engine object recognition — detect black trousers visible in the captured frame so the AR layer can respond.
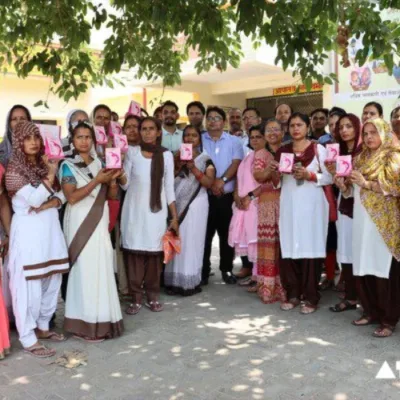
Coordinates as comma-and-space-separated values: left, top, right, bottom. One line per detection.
202, 193, 234, 279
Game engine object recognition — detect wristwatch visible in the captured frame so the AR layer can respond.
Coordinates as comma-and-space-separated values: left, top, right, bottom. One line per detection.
248, 191, 256, 201
222, 176, 228, 183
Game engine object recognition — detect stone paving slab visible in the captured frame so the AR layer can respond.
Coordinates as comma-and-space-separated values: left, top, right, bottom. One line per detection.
1, 254, 400, 400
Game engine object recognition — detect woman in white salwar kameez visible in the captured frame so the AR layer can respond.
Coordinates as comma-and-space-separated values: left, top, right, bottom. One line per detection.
270, 113, 332, 314
6, 122, 69, 358
164, 126, 215, 296
121, 117, 178, 315
60, 121, 124, 343
338, 118, 400, 338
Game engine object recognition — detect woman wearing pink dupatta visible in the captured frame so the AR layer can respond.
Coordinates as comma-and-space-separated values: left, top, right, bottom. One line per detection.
229, 126, 266, 290
0, 164, 11, 359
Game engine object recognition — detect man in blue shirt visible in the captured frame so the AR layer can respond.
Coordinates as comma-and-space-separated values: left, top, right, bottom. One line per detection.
202, 106, 244, 285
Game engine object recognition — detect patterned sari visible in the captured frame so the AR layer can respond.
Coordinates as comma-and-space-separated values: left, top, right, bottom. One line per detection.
254, 149, 286, 303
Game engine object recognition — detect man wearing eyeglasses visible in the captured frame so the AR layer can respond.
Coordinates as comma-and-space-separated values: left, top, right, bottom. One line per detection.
202, 106, 244, 285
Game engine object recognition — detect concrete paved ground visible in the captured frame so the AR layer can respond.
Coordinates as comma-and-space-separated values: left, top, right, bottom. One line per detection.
1, 251, 400, 400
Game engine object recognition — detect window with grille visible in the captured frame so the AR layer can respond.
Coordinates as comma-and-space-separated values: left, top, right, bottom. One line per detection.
247, 92, 323, 120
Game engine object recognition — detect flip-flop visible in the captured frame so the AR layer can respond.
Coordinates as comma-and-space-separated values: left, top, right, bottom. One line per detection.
351, 315, 378, 326
73, 335, 105, 343
23, 344, 56, 358
38, 332, 67, 342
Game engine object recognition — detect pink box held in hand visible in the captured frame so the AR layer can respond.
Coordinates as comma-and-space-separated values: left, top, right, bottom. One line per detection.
180, 143, 193, 160
326, 143, 340, 161
113, 134, 129, 153
106, 148, 122, 169
279, 153, 294, 173
36, 124, 61, 141
45, 137, 65, 160
109, 121, 123, 138
127, 100, 142, 117
95, 126, 108, 145
336, 155, 353, 177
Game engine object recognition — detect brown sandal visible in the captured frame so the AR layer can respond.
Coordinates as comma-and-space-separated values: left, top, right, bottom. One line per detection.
280, 298, 301, 311
145, 301, 164, 312
351, 315, 377, 326
125, 303, 142, 315
24, 344, 56, 358
373, 325, 394, 338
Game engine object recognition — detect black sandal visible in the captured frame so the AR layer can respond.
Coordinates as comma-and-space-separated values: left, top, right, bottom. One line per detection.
329, 300, 357, 313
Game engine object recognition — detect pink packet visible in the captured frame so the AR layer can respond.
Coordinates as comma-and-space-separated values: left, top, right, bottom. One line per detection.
106, 148, 122, 169
36, 124, 61, 141
279, 153, 294, 173
113, 134, 129, 153
45, 136, 65, 160
95, 126, 108, 145
336, 155, 353, 177
180, 143, 193, 160
326, 143, 340, 161
127, 100, 142, 117
108, 121, 123, 138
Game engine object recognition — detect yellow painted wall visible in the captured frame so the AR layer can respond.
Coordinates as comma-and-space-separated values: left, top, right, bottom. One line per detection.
0, 74, 90, 137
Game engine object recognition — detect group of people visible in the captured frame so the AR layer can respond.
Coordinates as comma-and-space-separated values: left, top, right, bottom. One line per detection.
0, 98, 399, 361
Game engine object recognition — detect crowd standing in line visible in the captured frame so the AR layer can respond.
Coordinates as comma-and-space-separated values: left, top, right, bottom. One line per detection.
0, 97, 400, 360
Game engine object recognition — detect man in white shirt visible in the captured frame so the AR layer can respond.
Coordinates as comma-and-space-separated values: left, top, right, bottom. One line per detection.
161, 100, 183, 153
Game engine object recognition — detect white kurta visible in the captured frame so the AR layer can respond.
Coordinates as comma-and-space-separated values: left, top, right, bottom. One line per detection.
336, 194, 353, 264
121, 146, 175, 252
352, 185, 392, 278
61, 159, 123, 338
7, 183, 68, 347
279, 144, 332, 259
